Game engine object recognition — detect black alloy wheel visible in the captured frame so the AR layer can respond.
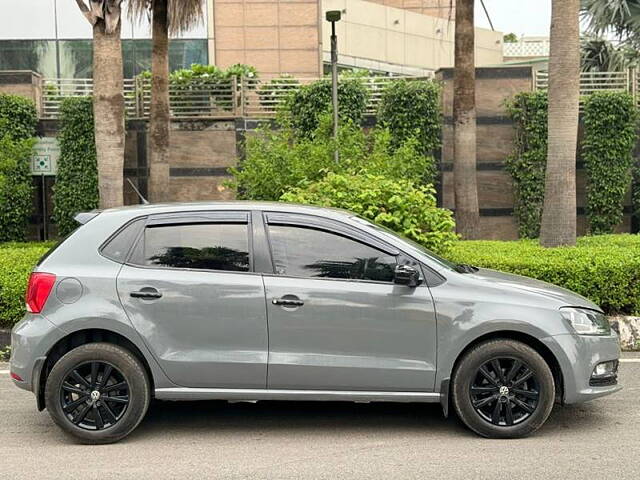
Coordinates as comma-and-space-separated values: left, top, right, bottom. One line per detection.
60, 361, 130, 431
469, 357, 540, 426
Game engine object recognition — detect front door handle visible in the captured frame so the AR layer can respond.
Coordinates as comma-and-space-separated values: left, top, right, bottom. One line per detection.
130, 288, 162, 299
272, 297, 304, 307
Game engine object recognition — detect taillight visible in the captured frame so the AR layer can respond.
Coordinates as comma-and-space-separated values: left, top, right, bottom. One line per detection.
25, 272, 56, 313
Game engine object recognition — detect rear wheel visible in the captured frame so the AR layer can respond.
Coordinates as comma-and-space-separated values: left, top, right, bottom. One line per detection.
45, 343, 150, 444
452, 339, 555, 438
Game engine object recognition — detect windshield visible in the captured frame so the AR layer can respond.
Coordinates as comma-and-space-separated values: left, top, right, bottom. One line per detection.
350, 216, 460, 271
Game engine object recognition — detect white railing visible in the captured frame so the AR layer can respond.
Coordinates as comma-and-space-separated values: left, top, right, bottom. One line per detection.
534, 70, 633, 96
42, 76, 432, 120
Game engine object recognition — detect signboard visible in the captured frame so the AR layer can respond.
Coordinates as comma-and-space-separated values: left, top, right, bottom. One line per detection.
31, 137, 60, 176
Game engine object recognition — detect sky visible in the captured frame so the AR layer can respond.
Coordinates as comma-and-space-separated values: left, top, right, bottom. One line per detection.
475, 0, 552, 37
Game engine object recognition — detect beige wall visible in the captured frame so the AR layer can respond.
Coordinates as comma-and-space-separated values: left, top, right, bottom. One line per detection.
322, 0, 502, 75
366, 0, 455, 20
211, 0, 322, 77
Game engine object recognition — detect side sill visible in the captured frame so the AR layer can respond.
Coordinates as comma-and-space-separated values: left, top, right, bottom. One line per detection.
155, 388, 441, 403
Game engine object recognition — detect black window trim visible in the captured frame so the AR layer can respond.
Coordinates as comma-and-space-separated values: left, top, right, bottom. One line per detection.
125, 210, 256, 275
263, 211, 445, 287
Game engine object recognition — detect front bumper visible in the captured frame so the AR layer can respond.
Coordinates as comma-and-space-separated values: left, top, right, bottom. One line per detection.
543, 332, 622, 404
10, 313, 65, 393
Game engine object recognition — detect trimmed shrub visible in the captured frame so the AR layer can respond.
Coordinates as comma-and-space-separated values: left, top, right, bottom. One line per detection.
287, 77, 369, 136
230, 115, 436, 201
0, 133, 35, 242
505, 91, 548, 239
376, 78, 441, 156
0, 93, 38, 141
582, 91, 638, 234
52, 97, 99, 237
446, 234, 640, 315
0, 242, 53, 329
281, 173, 457, 254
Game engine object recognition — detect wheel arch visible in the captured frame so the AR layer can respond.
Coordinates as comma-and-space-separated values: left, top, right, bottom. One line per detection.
443, 330, 565, 411
36, 328, 156, 411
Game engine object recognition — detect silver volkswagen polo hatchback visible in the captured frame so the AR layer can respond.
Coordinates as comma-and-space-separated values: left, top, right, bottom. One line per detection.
10, 202, 621, 443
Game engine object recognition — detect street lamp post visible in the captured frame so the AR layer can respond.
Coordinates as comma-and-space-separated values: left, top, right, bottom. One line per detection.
326, 10, 341, 163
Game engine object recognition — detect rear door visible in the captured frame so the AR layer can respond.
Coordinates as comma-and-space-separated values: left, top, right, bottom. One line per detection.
116, 211, 268, 389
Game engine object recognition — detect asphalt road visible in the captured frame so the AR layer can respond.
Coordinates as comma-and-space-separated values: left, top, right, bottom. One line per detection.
1, 356, 639, 480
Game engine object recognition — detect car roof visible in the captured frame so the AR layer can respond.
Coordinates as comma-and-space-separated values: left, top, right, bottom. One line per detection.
96, 201, 356, 223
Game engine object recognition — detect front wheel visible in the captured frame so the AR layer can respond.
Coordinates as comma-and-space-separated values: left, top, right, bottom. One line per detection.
45, 343, 150, 444
452, 339, 555, 438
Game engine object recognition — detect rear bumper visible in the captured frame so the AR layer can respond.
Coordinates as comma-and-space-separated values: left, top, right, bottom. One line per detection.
543, 332, 622, 404
10, 313, 65, 393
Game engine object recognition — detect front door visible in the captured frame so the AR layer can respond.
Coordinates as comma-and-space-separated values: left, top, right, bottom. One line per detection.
117, 212, 268, 389
262, 219, 438, 392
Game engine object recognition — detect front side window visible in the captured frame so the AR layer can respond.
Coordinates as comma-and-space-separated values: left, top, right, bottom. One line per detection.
142, 223, 250, 272
268, 225, 396, 282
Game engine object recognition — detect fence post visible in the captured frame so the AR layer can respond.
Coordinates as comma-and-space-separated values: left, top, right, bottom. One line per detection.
630, 67, 637, 106
240, 76, 247, 117
134, 76, 143, 118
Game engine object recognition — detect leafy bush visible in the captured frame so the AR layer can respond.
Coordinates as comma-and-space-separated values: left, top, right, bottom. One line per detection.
230, 115, 435, 200
505, 91, 548, 239
0, 93, 37, 141
53, 97, 99, 237
446, 234, 640, 315
0, 242, 53, 329
281, 173, 457, 254
287, 77, 369, 136
376, 79, 442, 156
0, 132, 35, 242
582, 92, 638, 234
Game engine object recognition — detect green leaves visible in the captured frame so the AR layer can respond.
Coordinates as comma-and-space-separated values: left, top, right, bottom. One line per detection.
0, 242, 53, 328
52, 97, 99, 237
286, 77, 369, 136
583, 91, 638, 234
282, 173, 457, 254
446, 234, 640, 315
505, 91, 548, 239
377, 78, 442, 159
0, 94, 37, 242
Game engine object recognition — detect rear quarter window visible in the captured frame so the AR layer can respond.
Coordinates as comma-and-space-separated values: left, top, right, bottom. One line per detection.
100, 218, 146, 263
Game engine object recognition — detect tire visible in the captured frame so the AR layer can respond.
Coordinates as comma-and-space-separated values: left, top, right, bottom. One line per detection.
451, 339, 555, 439
45, 343, 151, 444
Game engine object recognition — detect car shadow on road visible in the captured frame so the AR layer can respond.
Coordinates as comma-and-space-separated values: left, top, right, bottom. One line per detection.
128, 398, 609, 441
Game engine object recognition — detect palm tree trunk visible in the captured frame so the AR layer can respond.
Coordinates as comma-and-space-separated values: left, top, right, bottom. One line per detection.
539, 0, 580, 247
93, 19, 125, 209
453, 0, 480, 239
148, 0, 171, 203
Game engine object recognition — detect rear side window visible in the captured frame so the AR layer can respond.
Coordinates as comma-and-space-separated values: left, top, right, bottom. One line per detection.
101, 218, 145, 263
140, 223, 250, 272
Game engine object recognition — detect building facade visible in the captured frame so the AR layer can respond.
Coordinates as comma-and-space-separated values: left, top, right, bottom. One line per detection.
0, 0, 502, 79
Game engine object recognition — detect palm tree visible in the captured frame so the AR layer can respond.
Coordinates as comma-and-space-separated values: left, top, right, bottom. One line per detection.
130, 0, 204, 203
539, 0, 581, 247
582, 0, 640, 43
452, 0, 480, 239
74, 0, 125, 209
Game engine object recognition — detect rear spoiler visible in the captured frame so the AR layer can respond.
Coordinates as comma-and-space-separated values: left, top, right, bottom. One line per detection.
74, 210, 102, 225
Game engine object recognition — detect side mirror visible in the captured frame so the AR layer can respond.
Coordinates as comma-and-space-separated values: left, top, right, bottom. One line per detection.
394, 264, 422, 288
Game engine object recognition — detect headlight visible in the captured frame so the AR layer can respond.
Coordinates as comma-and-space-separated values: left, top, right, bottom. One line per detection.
560, 307, 610, 336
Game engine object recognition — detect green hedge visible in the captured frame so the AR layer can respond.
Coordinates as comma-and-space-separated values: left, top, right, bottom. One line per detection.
0, 93, 37, 141
0, 242, 53, 329
446, 234, 640, 316
53, 97, 99, 237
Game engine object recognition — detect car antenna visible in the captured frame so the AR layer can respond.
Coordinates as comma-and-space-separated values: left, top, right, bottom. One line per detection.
126, 178, 150, 205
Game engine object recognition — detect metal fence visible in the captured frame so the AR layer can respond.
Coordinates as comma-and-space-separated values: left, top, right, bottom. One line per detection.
42, 75, 432, 120
533, 70, 636, 97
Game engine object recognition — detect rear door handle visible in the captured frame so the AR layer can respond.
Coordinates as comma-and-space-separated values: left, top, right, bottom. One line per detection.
130, 288, 162, 299
272, 297, 304, 307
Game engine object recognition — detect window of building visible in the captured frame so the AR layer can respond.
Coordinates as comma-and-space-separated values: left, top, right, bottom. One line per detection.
268, 225, 397, 282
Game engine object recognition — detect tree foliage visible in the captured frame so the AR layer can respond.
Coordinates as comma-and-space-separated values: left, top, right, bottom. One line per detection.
505, 91, 548, 239
282, 173, 457, 254
583, 91, 638, 234
53, 97, 99, 236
